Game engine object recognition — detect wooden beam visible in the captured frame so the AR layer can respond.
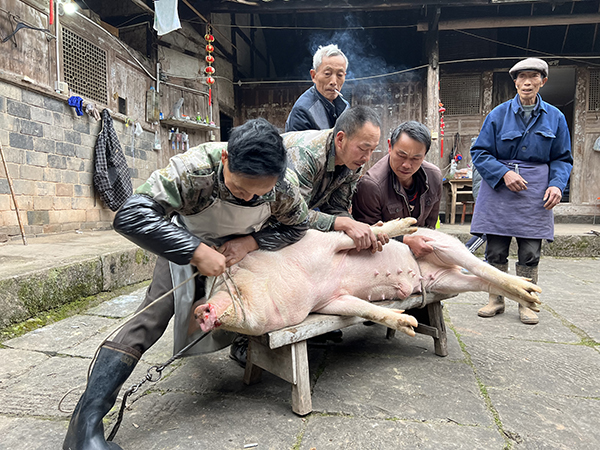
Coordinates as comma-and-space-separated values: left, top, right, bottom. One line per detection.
417, 13, 600, 32
129, 0, 154, 15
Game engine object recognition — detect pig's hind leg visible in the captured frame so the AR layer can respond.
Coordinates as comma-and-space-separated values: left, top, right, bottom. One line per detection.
421, 265, 541, 312
417, 230, 541, 310
314, 295, 418, 336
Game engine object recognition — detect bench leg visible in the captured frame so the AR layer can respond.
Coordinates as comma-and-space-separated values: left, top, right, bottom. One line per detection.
290, 341, 312, 416
243, 337, 313, 415
243, 339, 263, 385
427, 302, 448, 357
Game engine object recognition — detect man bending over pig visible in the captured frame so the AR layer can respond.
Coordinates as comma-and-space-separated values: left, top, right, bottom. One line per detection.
230, 106, 394, 364
63, 119, 309, 450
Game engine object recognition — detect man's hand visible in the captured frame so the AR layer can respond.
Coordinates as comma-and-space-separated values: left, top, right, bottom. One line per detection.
503, 170, 528, 192
334, 217, 384, 253
543, 186, 562, 210
217, 235, 259, 266
403, 234, 435, 258
372, 221, 390, 249
190, 243, 227, 277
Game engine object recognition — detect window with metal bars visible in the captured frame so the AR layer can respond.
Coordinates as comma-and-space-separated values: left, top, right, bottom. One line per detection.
62, 28, 107, 105
440, 75, 481, 116
588, 69, 600, 111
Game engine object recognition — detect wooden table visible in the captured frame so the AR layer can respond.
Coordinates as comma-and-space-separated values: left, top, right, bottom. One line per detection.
444, 178, 473, 225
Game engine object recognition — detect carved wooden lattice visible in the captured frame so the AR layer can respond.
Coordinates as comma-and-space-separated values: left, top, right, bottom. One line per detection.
440, 75, 481, 116
62, 28, 107, 104
588, 69, 600, 111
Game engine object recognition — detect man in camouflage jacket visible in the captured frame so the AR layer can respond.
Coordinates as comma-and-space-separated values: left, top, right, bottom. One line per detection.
284, 105, 386, 252
63, 119, 308, 450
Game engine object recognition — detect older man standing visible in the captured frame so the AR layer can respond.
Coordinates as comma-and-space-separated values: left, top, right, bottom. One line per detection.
285, 44, 349, 132
470, 57, 573, 325
352, 121, 443, 258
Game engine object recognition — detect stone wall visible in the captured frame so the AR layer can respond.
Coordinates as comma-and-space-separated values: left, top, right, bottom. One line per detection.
0, 80, 157, 240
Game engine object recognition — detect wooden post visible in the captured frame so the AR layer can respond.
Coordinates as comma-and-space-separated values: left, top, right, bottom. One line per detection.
0, 141, 27, 245
425, 7, 442, 169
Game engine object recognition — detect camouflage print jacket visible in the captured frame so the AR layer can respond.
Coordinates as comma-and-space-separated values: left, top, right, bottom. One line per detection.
114, 142, 309, 265
283, 129, 361, 231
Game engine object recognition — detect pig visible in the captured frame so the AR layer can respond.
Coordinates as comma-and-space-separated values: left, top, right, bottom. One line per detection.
192, 218, 541, 337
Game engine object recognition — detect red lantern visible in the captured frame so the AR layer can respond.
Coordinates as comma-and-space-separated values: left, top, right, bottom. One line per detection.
206, 44, 214, 53
204, 66, 215, 75
206, 76, 215, 85
205, 55, 214, 64
204, 34, 215, 42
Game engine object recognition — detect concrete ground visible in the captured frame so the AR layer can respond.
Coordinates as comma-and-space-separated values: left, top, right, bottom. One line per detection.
0, 225, 599, 449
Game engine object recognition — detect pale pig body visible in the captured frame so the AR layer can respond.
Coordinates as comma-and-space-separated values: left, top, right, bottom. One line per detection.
194, 218, 541, 337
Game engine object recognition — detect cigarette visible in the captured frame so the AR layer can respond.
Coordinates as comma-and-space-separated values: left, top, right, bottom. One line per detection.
334, 89, 344, 98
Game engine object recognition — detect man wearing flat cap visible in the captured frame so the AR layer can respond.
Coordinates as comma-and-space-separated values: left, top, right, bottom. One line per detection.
470, 57, 573, 325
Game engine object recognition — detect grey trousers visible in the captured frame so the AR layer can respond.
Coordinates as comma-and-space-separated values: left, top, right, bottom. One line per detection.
113, 256, 205, 355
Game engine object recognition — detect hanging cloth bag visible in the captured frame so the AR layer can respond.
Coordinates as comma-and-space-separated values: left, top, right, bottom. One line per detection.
93, 109, 133, 211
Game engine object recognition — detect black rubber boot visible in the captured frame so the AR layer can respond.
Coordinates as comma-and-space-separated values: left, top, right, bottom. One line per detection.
63, 342, 140, 450
229, 335, 248, 368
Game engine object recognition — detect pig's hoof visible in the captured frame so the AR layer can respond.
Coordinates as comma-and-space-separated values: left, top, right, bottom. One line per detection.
194, 303, 219, 332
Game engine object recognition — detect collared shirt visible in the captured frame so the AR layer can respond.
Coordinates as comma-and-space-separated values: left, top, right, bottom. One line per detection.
285, 86, 349, 132
471, 94, 573, 191
283, 128, 360, 231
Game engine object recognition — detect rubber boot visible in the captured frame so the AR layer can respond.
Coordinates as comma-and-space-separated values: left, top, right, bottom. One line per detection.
516, 264, 539, 325
63, 342, 140, 450
478, 262, 508, 318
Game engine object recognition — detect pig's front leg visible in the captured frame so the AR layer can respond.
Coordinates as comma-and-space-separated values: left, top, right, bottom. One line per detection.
334, 218, 418, 252
314, 294, 418, 336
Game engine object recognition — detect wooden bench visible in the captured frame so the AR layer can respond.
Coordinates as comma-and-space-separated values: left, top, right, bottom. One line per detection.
243, 292, 453, 415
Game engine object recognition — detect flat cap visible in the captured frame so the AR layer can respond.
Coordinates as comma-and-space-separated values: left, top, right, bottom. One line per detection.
509, 58, 548, 79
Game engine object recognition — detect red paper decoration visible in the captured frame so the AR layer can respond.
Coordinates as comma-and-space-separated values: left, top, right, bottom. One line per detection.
206, 77, 215, 85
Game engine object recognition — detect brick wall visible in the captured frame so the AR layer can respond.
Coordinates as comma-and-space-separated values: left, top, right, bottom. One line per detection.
0, 80, 158, 240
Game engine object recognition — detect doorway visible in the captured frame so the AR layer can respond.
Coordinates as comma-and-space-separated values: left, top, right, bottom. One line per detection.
219, 112, 234, 141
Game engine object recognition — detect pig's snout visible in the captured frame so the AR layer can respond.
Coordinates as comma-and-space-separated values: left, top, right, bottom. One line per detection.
194, 303, 221, 332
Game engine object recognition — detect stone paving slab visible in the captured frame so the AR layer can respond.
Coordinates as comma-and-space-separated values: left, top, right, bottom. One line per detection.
0, 416, 66, 450
300, 415, 506, 449
4, 314, 117, 354
113, 391, 303, 450
311, 326, 490, 426
86, 286, 148, 318
0, 347, 49, 382
464, 337, 600, 398
0, 350, 172, 420
445, 298, 580, 344
490, 391, 600, 449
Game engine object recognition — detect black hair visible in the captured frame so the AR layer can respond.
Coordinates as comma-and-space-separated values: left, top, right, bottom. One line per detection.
227, 118, 287, 179
333, 105, 382, 139
390, 121, 431, 154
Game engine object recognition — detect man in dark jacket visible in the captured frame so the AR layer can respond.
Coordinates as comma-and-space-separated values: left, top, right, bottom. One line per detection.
285, 44, 350, 132
352, 121, 443, 258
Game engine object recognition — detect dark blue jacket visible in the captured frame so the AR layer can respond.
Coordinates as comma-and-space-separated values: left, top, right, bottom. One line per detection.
471, 94, 572, 192
285, 86, 349, 132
